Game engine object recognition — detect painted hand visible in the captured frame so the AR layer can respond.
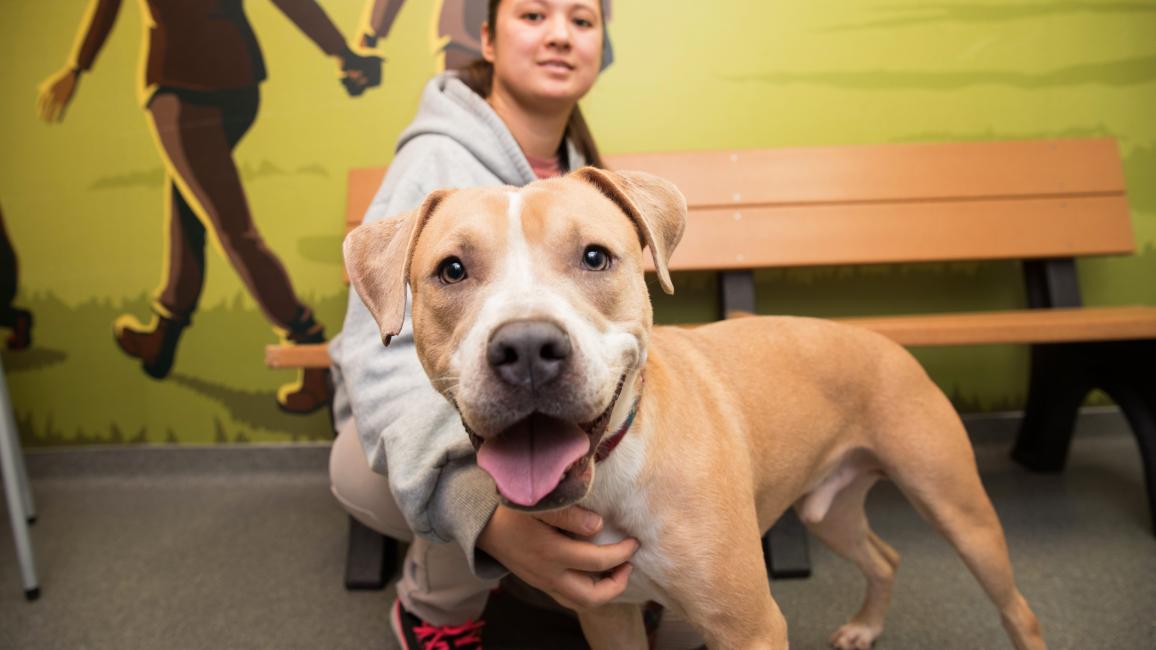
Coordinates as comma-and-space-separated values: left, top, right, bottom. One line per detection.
337, 46, 383, 97
37, 67, 80, 123
477, 505, 638, 612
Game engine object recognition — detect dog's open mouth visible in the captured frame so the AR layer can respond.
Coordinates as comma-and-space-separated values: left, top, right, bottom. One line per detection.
467, 375, 626, 509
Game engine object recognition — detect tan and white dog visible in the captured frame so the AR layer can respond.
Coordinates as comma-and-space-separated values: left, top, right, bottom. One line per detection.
344, 168, 1046, 650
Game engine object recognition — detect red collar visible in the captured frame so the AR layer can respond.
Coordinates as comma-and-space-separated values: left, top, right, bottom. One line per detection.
594, 376, 642, 463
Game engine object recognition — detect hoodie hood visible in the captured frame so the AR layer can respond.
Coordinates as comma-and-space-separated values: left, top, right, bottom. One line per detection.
396, 73, 543, 188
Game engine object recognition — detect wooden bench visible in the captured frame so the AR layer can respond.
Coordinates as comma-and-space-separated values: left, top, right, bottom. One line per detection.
607, 139, 1155, 533
269, 138, 1156, 586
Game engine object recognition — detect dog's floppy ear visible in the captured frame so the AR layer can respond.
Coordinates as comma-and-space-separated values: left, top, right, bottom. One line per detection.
572, 167, 686, 295
343, 189, 451, 345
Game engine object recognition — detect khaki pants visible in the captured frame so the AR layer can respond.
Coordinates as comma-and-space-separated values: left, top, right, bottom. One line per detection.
329, 421, 498, 626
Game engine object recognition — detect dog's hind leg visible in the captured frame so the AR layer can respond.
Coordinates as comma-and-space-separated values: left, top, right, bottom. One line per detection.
882, 402, 1046, 649
897, 468, 1045, 650
801, 472, 899, 650
577, 603, 647, 650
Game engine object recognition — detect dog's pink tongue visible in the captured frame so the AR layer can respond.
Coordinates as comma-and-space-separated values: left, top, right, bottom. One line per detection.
476, 414, 590, 507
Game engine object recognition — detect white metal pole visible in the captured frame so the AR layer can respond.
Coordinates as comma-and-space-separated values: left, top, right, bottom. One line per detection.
0, 356, 39, 599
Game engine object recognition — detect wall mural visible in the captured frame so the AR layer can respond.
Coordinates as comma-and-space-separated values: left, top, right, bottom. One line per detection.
0, 206, 33, 352
0, 1, 1151, 445
37, 0, 384, 418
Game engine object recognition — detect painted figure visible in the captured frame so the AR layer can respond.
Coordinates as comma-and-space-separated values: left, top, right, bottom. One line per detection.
0, 205, 33, 351
37, 0, 381, 414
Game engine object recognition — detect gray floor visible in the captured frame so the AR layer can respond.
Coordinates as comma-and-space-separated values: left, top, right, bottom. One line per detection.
2, 411, 1154, 650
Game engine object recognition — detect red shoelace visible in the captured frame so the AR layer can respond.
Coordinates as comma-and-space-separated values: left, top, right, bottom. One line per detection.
412, 618, 485, 650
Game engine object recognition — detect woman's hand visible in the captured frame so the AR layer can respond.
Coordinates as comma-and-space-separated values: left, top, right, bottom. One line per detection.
478, 505, 638, 611
37, 67, 81, 123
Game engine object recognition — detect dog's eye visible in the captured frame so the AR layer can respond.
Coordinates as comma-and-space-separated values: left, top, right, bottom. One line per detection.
437, 257, 467, 284
581, 245, 611, 271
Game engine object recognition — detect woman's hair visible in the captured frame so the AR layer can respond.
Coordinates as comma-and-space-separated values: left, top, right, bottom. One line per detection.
457, 0, 605, 169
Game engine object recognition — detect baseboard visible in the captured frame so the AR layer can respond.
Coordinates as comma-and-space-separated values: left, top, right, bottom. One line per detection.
963, 405, 1127, 445
24, 442, 333, 479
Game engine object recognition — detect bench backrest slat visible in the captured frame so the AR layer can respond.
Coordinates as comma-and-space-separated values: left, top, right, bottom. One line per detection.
671, 195, 1133, 271
607, 139, 1125, 208
346, 167, 387, 232
344, 138, 1133, 273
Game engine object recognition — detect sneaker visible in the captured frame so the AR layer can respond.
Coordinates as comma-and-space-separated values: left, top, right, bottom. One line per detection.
643, 600, 663, 648
391, 598, 485, 650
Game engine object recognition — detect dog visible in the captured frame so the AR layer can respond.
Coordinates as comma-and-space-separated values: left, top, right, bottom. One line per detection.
344, 168, 1046, 649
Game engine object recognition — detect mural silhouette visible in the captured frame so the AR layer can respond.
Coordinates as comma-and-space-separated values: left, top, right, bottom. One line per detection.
37, 0, 382, 414
0, 204, 33, 351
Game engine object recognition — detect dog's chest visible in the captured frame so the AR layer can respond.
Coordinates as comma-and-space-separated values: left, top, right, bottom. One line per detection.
579, 432, 674, 606
586, 511, 673, 606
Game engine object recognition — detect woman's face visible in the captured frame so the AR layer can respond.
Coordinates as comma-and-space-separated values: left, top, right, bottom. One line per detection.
483, 0, 603, 110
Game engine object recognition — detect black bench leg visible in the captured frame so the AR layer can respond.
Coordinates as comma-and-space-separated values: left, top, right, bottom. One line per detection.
1106, 377, 1156, 535
1013, 340, 1156, 536
1011, 344, 1090, 472
1100, 341, 1156, 536
343, 515, 399, 590
763, 509, 811, 580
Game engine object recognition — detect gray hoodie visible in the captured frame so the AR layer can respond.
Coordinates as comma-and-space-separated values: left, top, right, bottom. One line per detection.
329, 72, 586, 577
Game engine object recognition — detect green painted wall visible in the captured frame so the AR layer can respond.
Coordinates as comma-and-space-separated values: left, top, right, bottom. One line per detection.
1, 1, 1153, 445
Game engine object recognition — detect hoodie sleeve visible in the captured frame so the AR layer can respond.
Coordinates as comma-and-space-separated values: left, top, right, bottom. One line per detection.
331, 141, 507, 579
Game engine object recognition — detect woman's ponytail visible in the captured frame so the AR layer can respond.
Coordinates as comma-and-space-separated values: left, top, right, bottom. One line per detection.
565, 104, 604, 169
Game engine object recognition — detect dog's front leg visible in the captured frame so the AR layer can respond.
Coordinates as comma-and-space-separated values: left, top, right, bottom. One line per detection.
660, 512, 791, 649
577, 603, 646, 649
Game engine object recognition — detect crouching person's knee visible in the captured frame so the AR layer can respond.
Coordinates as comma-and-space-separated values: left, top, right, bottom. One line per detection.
329, 421, 413, 542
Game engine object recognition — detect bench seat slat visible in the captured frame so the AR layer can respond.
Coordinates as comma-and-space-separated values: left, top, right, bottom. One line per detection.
657, 195, 1134, 271
265, 306, 1156, 367
266, 344, 331, 369
835, 306, 1156, 347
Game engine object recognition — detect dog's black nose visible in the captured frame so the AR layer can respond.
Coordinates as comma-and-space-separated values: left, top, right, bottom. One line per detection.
487, 321, 572, 388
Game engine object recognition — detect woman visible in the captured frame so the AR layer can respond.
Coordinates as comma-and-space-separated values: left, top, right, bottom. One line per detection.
328, 1, 638, 647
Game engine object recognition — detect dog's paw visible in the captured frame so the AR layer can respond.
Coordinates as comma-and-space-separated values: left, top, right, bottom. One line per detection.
829, 622, 882, 650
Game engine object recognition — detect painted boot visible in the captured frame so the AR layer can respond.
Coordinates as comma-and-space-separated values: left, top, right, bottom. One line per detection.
5, 308, 32, 350
276, 320, 333, 414
114, 313, 186, 379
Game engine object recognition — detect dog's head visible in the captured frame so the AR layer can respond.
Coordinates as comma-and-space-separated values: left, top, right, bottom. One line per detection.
345, 168, 686, 510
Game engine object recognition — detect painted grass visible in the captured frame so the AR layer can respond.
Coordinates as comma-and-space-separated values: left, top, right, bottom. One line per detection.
3, 291, 346, 446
